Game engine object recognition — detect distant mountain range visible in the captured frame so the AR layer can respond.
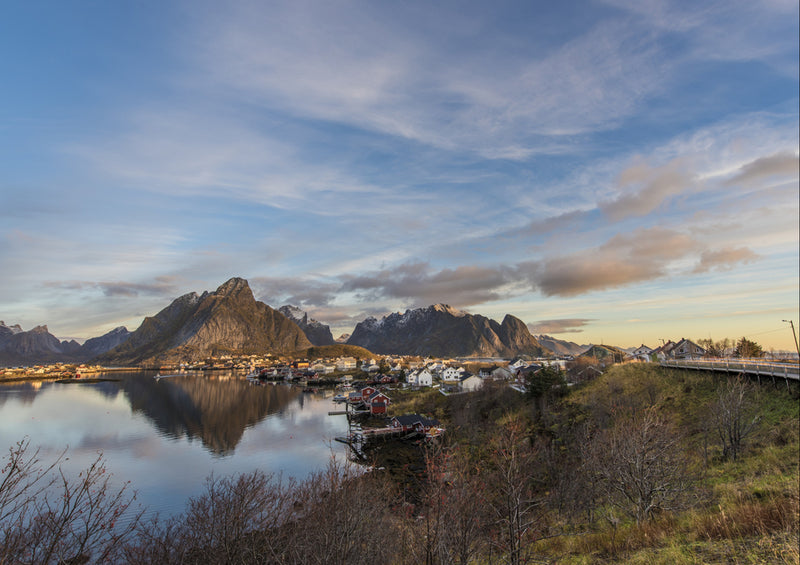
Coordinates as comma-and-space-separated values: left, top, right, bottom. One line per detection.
535, 335, 589, 356
346, 304, 547, 357
0, 321, 130, 366
2, 277, 606, 367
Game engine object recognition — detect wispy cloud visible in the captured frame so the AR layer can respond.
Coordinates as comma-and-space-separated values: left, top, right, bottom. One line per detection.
527, 319, 594, 334
340, 262, 515, 307
723, 151, 799, 187
189, 1, 671, 159
42, 277, 181, 298
692, 247, 760, 273
600, 156, 695, 221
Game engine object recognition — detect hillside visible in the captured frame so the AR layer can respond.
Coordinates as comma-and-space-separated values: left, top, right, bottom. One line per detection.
298, 344, 375, 360
423, 363, 799, 563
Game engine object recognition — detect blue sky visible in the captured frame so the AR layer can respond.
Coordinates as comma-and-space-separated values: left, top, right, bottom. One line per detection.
1, 0, 798, 351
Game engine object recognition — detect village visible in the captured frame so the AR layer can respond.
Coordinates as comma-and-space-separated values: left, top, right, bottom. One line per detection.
0, 336, 717, 382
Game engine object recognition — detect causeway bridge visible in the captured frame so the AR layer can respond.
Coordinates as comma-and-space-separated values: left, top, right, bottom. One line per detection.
661, 358, 799, 387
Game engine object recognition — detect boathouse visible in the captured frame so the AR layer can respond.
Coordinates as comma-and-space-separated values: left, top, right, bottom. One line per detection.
390, 414, 440, 434
366, 390, 391, 415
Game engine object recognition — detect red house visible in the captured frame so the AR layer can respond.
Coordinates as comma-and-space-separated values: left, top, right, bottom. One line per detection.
359, 386, 377, 403
366, 390, 390, 415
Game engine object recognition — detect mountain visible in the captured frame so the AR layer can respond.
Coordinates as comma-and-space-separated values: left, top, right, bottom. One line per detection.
278, 305, 335, 346
346, 304, 549, 357
98, 278, 312, 365
0, 323, 135, 367
335, 333, 351, 343
81, 326, 131, 358
0, 321, 24, 337
535, 335, 590, 356
0, 324, 75, 366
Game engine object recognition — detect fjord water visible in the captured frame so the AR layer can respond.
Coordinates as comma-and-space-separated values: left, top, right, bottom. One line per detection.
0, 372, 350, 519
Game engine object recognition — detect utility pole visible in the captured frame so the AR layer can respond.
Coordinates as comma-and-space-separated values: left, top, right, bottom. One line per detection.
782, 320, 800, 358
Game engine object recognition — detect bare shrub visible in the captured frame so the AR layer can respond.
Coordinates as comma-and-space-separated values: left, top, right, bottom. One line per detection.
285, 457, 399, 565
401, 444, 488, 565
484, 416, 547, 565
585, 407, 694, 525
0, 438, 142, 565
712, 376, 760, 461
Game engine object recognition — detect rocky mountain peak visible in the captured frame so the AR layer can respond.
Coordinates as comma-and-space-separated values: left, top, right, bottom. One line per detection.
278, 305, 335, 346
278, 305, 308, 323
0, 321, 24, 335
430, 304, 466, 317
215, 277, 252, 298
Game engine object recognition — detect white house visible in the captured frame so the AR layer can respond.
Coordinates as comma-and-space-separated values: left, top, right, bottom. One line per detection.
408, 369, 433, 387
440, 366, 462, 382
490, 366, 514, 380
671, 339, 705, 359
459, 373, 483, 392
335, 357, 358, 371
508, 359, 528, 371
631, 344, 653, 361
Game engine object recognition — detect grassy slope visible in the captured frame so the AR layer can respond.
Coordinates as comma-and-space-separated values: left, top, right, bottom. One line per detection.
543, 363, 799, 564
297, 344, 375, 360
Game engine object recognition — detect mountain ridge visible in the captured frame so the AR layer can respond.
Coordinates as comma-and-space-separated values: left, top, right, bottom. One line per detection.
346, 304, 548, 357
278, 305, 335, 346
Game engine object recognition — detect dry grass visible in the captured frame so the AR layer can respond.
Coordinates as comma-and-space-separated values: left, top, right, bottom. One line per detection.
695, 489, 799, 541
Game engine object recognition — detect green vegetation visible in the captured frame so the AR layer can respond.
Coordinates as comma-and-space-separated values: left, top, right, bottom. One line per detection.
735, 336, 766, 358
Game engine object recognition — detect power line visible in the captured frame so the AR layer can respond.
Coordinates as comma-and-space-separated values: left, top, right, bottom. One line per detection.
743, 327, 787, 338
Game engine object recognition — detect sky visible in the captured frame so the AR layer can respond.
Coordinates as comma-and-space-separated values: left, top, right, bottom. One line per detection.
1, 0, 798, 351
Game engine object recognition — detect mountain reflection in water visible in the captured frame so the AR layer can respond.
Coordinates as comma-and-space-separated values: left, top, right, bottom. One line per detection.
121, 374, 302, 455
0, 372, 349, 518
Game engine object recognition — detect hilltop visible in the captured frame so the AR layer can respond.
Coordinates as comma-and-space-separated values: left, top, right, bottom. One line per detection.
298, 344, 375, 360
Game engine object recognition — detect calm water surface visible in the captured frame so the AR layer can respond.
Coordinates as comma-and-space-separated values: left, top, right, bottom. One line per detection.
0, 371, 350, 519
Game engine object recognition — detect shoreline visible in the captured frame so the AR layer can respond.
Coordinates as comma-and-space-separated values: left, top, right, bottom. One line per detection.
0, 366, 142, 384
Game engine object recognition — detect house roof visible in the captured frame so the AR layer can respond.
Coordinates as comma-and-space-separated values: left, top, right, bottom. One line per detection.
392, 414, 440, 428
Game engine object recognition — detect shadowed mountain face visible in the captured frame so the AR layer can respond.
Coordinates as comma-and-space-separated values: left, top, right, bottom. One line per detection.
98, 278, 312, 365
81, 327, 131, 358
0, 322, 130, 366
346, 304, 548, 357
0, 323, 78, 366
535, 335, 589, 356
278, 305, 335, 346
